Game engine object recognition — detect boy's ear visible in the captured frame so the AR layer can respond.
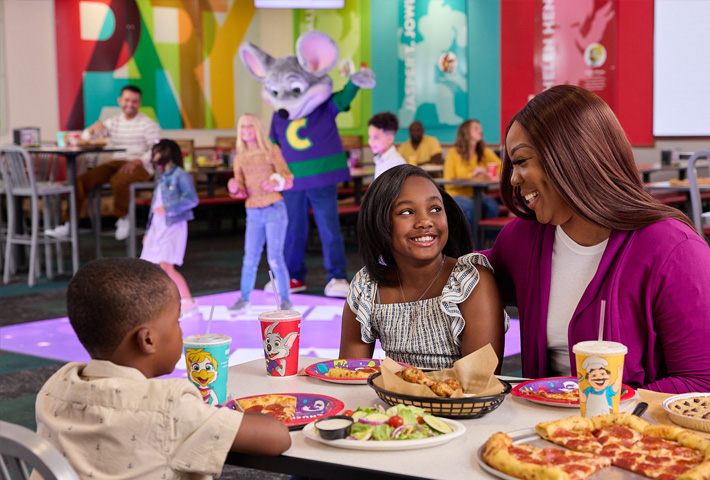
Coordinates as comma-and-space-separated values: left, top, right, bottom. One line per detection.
135, 326, 157, 354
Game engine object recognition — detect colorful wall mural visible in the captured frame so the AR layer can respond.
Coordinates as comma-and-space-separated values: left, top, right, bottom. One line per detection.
55, 0, 256, 131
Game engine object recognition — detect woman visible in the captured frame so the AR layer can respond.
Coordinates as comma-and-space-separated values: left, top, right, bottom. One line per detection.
443, 120, 502, 233
484, 85, 710, 393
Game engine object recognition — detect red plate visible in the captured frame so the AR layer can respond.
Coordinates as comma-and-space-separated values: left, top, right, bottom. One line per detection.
223, 393, 344, 430
511, 376, 635, 408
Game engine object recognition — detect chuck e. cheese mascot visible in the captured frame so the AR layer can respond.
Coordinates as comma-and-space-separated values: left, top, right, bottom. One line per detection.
239, 30, 375, 298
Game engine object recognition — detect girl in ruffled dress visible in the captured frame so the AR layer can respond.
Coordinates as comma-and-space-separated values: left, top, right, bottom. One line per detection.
140, 139, 199, 314
339, 164, 507, 371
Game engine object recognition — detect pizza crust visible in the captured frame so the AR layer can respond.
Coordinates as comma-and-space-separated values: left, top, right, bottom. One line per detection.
237, 394, 297, 422
536, 416, 595, 440
482, 432, 576, 480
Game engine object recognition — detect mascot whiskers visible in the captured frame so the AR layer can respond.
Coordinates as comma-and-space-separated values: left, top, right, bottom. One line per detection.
239, 30, 375, 298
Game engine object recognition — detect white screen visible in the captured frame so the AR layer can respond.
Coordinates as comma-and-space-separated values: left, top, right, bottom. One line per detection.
254, 0, 344, 7
653, 0, 710, 136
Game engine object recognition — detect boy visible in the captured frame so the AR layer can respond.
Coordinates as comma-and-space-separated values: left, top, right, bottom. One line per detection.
368, 111, 406, 179
33, 258, 290, 479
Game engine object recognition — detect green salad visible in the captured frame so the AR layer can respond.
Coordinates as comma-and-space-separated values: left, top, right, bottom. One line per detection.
342, 404, 453, 441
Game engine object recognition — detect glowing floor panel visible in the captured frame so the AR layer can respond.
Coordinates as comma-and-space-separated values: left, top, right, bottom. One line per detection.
0, 289, 521, 379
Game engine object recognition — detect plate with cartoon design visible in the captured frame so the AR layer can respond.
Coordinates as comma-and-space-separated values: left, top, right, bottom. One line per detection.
305, 359, 410, 385
223, 393, 344, 430
511, 376, 635, 408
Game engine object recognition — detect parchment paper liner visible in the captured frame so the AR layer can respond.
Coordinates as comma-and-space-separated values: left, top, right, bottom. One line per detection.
374, 344, 504, 398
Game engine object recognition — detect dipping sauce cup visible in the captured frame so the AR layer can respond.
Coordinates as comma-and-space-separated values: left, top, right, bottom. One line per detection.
573, 340, 627, 418
315, 415, 354, 440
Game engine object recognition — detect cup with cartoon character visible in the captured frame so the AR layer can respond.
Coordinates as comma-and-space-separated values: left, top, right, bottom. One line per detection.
258, 310, 301, 377
573, 340, 628, 418
183, 333, 232, 405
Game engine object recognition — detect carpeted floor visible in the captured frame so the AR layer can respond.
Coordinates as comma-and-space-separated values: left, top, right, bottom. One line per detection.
0, 213, 520, 479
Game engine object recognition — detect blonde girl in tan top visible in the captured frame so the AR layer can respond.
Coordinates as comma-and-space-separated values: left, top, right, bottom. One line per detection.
228, 113, 294, 312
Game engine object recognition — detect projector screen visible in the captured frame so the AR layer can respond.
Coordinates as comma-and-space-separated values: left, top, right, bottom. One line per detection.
254, 0, 344, 7
653, 0, 710, 136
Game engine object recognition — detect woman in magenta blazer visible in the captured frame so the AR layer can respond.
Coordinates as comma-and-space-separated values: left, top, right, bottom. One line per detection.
483, 85, 710, 394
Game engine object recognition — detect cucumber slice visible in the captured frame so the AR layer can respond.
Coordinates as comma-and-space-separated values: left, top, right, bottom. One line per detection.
351, 410, 368, 421
423, 414, 453, 434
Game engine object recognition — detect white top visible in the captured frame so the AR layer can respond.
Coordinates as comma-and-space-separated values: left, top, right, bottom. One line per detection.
547, 226, 608, 376
373, 145, 406, 179
82, 113, 161, 174
33, 360, 243, 480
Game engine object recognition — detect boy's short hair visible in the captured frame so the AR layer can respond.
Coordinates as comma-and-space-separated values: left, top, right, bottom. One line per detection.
120, 85, 142, 97
67, 258, 174, 358
368, 111, 399, 135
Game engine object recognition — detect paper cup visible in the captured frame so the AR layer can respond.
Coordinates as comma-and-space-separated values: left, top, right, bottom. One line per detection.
573, 341, 628, 418
259, 310, 301, 377
486, 162, 498, 178
183, 333, 231, 405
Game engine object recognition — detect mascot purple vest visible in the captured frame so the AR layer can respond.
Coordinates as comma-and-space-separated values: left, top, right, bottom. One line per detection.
239, 31, 375, 297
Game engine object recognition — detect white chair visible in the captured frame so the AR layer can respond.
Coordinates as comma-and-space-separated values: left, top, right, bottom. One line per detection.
0, 420, 80, 480
0, 145, 79, 286
687, 151, 710, 240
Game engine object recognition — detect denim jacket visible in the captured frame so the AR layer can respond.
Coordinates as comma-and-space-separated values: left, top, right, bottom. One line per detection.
147, 164, 198, 228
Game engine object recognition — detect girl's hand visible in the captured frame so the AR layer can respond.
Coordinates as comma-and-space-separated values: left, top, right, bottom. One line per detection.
153, 206, 166, 216
227, 178, 241, 195
471, 166, 488, 179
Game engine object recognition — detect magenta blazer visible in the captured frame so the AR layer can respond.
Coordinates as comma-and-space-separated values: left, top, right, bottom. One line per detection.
483, 218, 710, 393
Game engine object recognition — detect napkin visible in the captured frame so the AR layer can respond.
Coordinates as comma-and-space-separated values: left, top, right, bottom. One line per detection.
638, 388, 710, 438
375, 344, 505, 398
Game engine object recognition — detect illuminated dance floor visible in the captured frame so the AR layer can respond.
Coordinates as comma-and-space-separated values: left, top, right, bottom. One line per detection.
0, 289, 521, 379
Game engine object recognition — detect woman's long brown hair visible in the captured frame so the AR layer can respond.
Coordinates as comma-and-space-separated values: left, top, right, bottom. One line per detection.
499, 85, 698, 233
454, 119, 485, 165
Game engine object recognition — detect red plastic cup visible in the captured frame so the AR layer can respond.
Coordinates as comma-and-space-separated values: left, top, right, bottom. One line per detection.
486, 162, 498, 178
259, 310, 301, 377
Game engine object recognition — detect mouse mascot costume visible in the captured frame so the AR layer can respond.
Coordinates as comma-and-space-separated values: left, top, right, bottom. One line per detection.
239, 31, 375, 297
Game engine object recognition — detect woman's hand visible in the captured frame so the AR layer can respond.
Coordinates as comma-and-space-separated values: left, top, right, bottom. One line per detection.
471, 166, 489, 179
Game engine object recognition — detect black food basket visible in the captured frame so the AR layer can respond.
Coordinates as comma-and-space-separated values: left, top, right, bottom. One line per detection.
366, 372, 511, 419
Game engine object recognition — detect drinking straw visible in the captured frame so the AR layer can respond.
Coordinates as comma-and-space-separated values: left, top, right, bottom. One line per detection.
268, 270, 281, 310
598, 299, 606, 342
205, 299, 216, 335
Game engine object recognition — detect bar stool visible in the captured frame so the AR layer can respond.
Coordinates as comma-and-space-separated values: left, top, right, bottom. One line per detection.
0, 145, 79, 286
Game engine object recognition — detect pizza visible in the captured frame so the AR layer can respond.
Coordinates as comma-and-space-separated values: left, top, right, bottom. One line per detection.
237, 394, 297, 422
482, 432, 611, 480
326, 365, 380, 379
530, 413, 710, 479
522, 389, 580, 402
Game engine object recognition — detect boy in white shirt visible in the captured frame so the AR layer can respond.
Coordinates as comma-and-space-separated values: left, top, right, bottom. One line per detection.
33, 258, 290, 479
368, 111, 406, 178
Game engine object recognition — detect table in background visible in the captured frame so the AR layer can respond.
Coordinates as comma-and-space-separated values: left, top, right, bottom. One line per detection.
224, 357, 642, 480
26, 146, 126, 190
348, 166, 374, 204
435, 178, 499, 243
638, 158, 709, 183
188, 165, 233, 197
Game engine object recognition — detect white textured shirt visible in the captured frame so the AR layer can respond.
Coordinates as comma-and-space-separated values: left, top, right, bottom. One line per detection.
547, 226, 608, 376
33, 360, 243, 480
82, 113, 161, 174
373, 145, 407, 179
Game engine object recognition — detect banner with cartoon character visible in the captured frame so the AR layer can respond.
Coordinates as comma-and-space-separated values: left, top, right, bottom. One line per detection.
533, 0, 617, 110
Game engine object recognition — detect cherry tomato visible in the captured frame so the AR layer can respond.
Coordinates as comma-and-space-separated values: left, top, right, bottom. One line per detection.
387, 415, 404, 427
342, 410, 354, 417
417, 416, 424, 425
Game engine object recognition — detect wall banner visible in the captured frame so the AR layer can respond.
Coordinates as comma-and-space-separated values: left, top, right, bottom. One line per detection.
397, 0, 468, 129
55, 0, 256, 130
534, 0, 617, 109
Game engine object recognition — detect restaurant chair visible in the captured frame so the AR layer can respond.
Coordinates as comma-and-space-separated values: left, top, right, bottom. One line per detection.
0, 420, 80, 480
0, 145, 79, 286
686, 151, 710, 239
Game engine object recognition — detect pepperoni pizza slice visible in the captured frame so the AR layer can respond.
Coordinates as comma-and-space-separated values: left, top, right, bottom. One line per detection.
237, 394, 297, 423
482, 432, 612, 480
535, 417, 603, 454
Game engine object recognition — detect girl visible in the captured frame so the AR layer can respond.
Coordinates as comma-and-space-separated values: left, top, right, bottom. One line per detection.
339, 164, 507, 371
443, 119, 502, 230
140, 139, 199, 313
228, 113, 294, 312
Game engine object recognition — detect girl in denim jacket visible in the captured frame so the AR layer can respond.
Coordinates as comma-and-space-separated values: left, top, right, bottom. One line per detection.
140, 139, 199, 313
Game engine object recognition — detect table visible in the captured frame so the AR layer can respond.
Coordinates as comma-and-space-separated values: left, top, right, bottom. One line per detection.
637, 159, 709, 183
26, 146, 126, 190
646, 180, 710, 231
188, 166, 233, 197
225, 358, 642, 480
349, 166, 374, 204
435, 178, 499, 243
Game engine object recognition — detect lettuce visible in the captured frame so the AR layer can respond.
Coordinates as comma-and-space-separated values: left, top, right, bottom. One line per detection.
371, 424, 394, 441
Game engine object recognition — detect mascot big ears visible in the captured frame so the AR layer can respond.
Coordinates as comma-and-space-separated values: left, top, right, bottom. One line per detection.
239, 30, 375, 121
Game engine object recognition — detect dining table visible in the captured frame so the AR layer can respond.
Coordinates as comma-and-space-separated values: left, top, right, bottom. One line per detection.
223, 357, 646, 480
435, 178, 500, 244
26, 145, 126, 190
348, 166, 375, 204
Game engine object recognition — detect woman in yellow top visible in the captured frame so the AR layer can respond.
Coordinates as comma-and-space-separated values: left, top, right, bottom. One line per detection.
443, 119, 501, 233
